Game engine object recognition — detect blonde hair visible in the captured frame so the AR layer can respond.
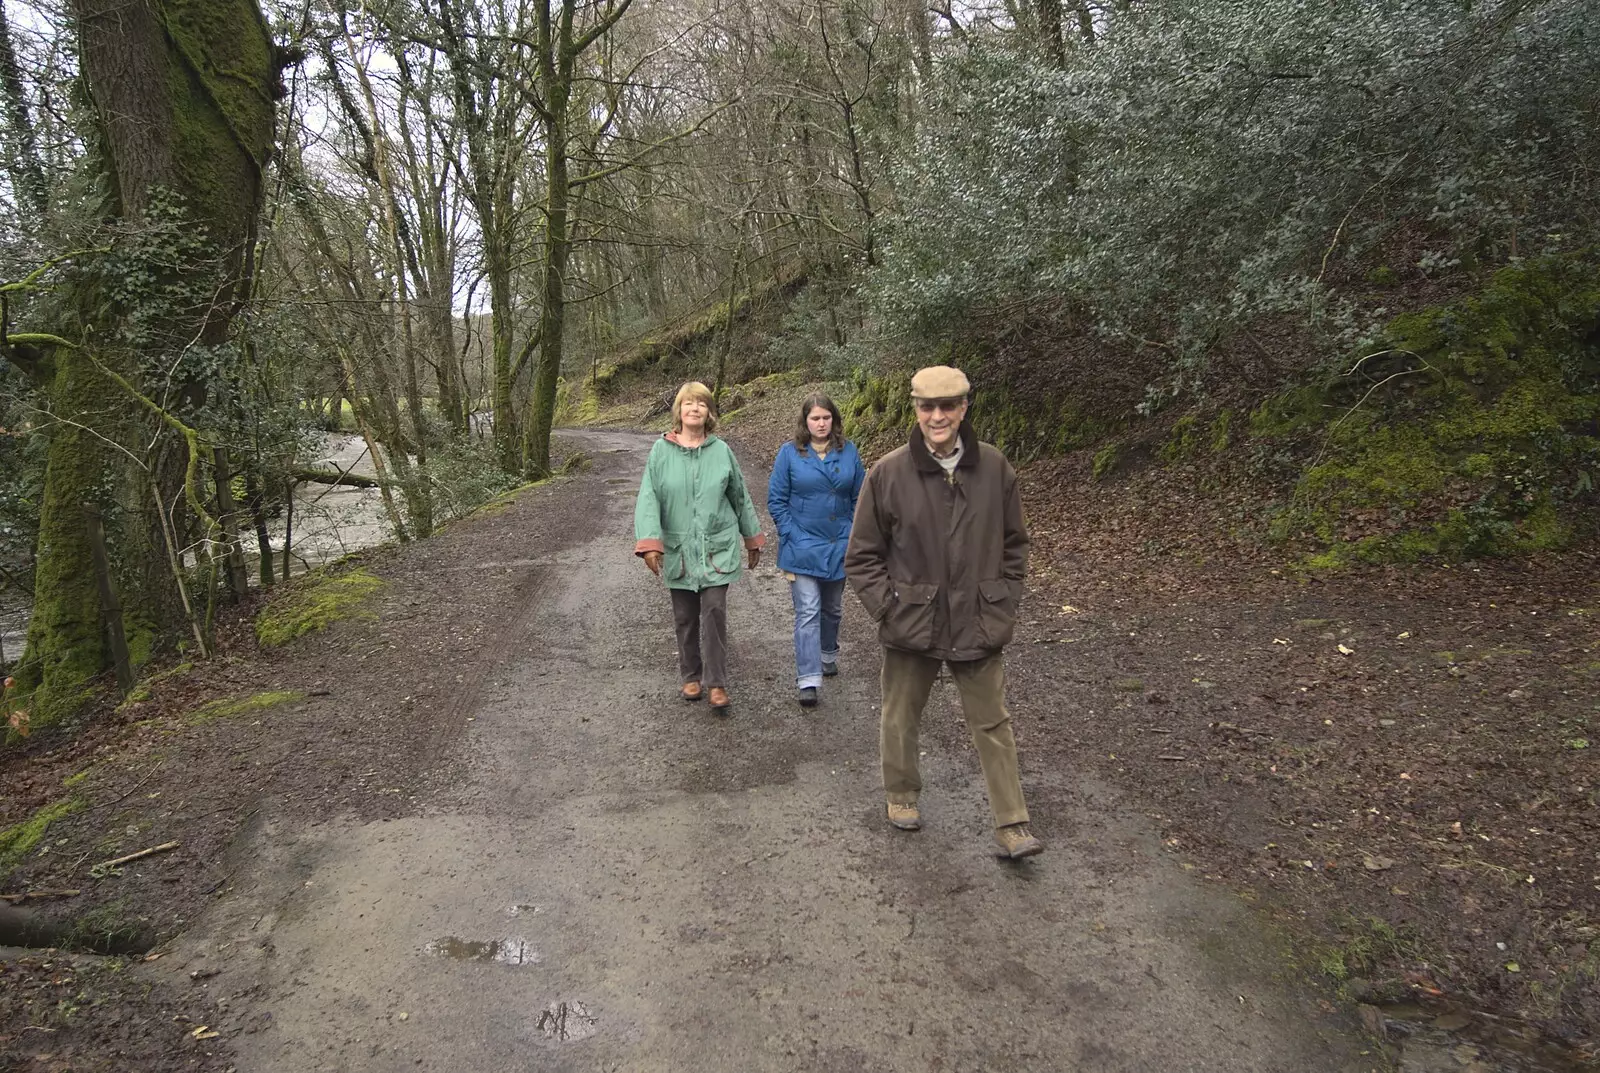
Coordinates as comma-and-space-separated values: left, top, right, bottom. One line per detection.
672, 381, 719, 433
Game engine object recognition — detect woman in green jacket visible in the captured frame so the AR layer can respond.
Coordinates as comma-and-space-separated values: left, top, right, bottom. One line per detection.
634, 382, 765, 712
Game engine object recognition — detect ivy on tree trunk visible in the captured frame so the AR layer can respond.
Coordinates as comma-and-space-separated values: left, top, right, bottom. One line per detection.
16, 0, 277, 726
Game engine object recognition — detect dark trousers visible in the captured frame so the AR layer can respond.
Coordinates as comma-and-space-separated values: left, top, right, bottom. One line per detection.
670, 585, 729, 688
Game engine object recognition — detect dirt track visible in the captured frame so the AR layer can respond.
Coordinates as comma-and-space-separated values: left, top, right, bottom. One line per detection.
113, 429, 1365, 1072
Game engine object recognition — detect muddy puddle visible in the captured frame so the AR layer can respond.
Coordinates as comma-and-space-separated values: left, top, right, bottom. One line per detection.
536, 1000, 598, 1042
1377, 1001, 1596, 1072
423, 935, 540, 967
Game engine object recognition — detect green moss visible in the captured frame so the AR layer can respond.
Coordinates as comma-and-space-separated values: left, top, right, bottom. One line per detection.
1250, 386, 1327, 438
1270, 253, 1600, 567
447, 477, 554, 526
1092, 442, 1122, 481
157, 1, 275, 242
118, 661, 195, 709
586, 265, 810, 397
11, 351, 120, 734
1367, 265, 1398, 286
843, 370, 916, 453
0, 796, 85, 870
1160, 415, 1200, 462
123, 619, 157, 671
1210, 410, 1233, 454
255, 567, 384, 647
188, 689, 305, 725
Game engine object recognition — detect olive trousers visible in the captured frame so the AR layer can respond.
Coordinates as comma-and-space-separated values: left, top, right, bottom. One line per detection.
880, 647, 1030, 829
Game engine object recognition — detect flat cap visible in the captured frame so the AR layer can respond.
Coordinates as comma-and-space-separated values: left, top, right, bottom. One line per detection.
909, 365, 971, 399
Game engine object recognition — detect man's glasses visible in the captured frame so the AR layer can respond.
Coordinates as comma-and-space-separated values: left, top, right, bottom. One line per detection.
914, 398, 965, 414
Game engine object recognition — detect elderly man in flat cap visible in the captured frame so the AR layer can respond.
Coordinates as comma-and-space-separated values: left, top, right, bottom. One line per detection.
844, 365, 1042, 858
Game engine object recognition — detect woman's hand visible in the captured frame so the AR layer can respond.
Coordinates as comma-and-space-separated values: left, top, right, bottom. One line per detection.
643, 551, 663, 576
747, 546, 761, 569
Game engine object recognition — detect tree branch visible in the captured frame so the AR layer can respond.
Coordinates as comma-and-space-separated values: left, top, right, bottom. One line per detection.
569, 99, 738, 189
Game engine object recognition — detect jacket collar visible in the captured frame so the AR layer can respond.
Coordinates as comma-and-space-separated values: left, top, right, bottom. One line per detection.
909, 420, 978, 473
800, 438, 847, 459
664, 431, 719, 449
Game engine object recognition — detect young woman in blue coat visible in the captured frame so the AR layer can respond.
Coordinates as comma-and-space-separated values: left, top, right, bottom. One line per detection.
767, 393, 865, 708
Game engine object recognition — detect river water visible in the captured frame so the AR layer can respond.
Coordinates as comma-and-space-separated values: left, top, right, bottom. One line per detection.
0, 432, 394, 673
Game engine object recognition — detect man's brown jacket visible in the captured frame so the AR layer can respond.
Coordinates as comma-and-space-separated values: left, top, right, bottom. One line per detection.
844, 421, 1029, 662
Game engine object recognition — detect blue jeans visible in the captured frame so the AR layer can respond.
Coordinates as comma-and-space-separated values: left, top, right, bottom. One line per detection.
790, 575, 845, 689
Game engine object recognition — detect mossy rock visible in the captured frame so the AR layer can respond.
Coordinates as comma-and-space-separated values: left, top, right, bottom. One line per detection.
1270, 253, 1600, 566
843, 369, 915, 453
1250, 385, 1328, 439
845, 358, 1120, 464
188, 689, 306, 725
255, 567, 384, 647
1160, 415, 1201, 462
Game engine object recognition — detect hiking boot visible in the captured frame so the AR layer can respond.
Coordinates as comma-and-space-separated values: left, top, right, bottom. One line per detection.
821, 660, 839, 677
681, 682, 703, 702
886, 801, 921, 831
994, 823, 1043, 859
708, 687, 730, 712
797, 687, 818, 708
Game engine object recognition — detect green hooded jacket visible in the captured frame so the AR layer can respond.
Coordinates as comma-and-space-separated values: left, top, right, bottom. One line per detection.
633, 433, 765, 591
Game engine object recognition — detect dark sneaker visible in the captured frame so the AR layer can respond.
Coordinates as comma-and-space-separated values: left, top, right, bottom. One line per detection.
821, 660, 839, 677
886, 802, 921, 830
994, 823, 1043, 859
797, 687, 819, 708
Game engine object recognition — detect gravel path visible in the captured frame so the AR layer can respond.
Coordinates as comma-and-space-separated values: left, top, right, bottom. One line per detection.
150, 429, 1367, 1072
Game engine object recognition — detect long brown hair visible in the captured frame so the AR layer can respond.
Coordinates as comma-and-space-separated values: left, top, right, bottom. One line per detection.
794, 393, 843, 450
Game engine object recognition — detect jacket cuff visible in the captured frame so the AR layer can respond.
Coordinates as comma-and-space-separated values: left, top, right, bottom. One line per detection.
634, 538, 664, 556
743, 533, 766, 550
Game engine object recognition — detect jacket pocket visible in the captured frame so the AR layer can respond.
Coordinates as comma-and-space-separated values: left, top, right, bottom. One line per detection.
707, 532, 741, 575
662, 527, 688, 578
977, 578, 1019, 650
881, 581, 938, 652
663, 533, 689, 581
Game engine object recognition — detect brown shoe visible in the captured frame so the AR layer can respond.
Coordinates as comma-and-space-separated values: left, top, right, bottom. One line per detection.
707, 687, 730, 711
681, 682, 703, 702
994, 823, 1043, 859
886, 801, 921, 831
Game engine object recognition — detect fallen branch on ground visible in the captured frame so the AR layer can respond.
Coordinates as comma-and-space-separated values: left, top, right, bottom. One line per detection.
0, 889, 81, 903
91, 840, 179, 876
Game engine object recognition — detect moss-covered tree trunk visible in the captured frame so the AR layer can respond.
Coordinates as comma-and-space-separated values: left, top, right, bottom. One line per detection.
16, 0, 276, 725
522, 0, 636, 479
523, 73, 572, 480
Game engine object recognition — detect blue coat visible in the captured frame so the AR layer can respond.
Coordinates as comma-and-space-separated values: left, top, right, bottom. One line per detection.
767, 439, 865, 581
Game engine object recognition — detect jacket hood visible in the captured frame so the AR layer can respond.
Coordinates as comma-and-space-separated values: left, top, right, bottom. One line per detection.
664, 431, 721, 448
